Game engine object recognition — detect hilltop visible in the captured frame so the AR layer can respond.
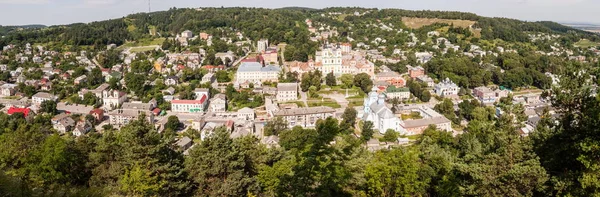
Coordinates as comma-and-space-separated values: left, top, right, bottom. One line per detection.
0, 7, 596, 49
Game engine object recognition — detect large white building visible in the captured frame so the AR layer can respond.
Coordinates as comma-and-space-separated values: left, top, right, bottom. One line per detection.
363, 88, 404, 134
434, 78, 459, 97
235, 62, 281, 85
171, 94, 208, 113
102, 89, 127, 110
315, 46, 343, 74
32, 92, 57, 105
276, 83, 298, 102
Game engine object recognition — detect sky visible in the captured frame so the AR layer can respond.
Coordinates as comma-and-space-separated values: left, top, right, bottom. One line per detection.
0, 0, 598, 26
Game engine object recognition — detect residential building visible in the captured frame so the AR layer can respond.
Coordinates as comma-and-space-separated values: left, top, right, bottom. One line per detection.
274, 106, 336, 128
276, 83, 298, 102
32, 92, 57, 105
52, 114, 75, 134
416, 75, 435, 87
0, 83, 17, 97
209, 94, 227, 113
376, 71, 405, 87
122, 99, 157, 111
235, 62, 281, 85
434, 78, 459, 97
194, 88, 210, 101
396, 105, 453, 135
102, 89, 127, 110
262, 47, 278, 64
74, 75, 87, 85
408, 66, 425, 79
473, 86, 511, 105
165, 76, 179, 86
363, 88, 404, 133
89, 108, 104, 122
108, 109, 155, 126
171, 95, 208, 113
384, 86, 411, 100
181, 30, 193, 38
237, 107, 255, 120
201, 73, 216, 83
257, 39, 269, 53
72, 121, 92, 137
215, 51, 236, 65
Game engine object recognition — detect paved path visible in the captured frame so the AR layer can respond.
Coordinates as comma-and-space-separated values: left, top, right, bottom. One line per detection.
299, 91, 309, 107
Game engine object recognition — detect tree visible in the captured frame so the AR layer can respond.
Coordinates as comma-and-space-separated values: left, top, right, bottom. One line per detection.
381, 129, 399, 142
40, 100, 57, 115
325, 72, 336, 86
434, 98, 459, 124
365, 148, 429, 196
185, 127, 263, 196
215, 70, 231, 83
361, 121, 374, 142
165, 116, 180, 131
340, 74, 354, 89
353, 73, 373, 94
263, 117, 288, 136
340, 107, 357, 132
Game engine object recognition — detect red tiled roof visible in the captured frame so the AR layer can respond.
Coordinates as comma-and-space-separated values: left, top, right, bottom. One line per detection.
90, 108, 103, 115
8, 107, 30, 117
152, 108, 161, 114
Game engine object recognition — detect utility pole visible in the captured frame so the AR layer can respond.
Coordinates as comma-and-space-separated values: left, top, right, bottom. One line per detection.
148, 0, 151, 13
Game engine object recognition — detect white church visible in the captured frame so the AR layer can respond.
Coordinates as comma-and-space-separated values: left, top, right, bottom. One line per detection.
362, 87, 405, 134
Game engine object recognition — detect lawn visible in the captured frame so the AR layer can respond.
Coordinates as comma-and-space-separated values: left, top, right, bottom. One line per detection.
129, 46, 159, 53
402, 17, 480, 37
574, 39, 600, 48
118, 38, 165, 49
281, 101, 306, 108
307, 98, 342, 109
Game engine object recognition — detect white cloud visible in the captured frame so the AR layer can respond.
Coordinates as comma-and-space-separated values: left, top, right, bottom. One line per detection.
0, 0, 49, 4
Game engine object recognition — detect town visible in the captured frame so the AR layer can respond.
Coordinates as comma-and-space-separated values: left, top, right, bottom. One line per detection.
0, 6, 599, 196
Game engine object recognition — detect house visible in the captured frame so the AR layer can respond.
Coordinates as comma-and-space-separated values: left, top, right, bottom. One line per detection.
163, 87, 176, 95
164, 76, 179, 86
201, 73, 216, 84
176, 136, 193, 151
72, 121, 93, 137
384, 86, 410, 100
0, 83, 17, 97
434, 78, 459, 97
52, 114, 75, 134
209, 94, 227, 113
32, 92, 57, 105
408, 66, 425, 79
102, 89, 127, 110
416, 75, 435, 87
194, 88, 210, 101
274, 106, 336, 128
276, 83, 298, 102
181, 30, 193, 38
89, 108, 104, 122
171, 95, 208, 113
235, 62, 281, 85
74, 75, 87, 85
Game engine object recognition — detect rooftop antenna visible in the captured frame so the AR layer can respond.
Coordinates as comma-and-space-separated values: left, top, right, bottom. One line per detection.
148, 0, 151, 13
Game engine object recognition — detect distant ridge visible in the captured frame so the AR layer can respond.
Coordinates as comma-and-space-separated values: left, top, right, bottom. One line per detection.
277, 7, 317, 11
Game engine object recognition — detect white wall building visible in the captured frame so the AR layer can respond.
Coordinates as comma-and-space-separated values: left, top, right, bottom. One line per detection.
32, 92, 57, 105
363, 88, 404, 134
235, 62, 281, 85
171, 95, 208, 113
102, 90, 127, 110
434, 78, 459, 97
276, 83, 298, 102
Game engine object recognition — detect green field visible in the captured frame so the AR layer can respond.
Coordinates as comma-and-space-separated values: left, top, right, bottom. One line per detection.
575, 39, 600, 48
307, 98, 342, 109
129, 46, 158, 53
118, 38, 165, 49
